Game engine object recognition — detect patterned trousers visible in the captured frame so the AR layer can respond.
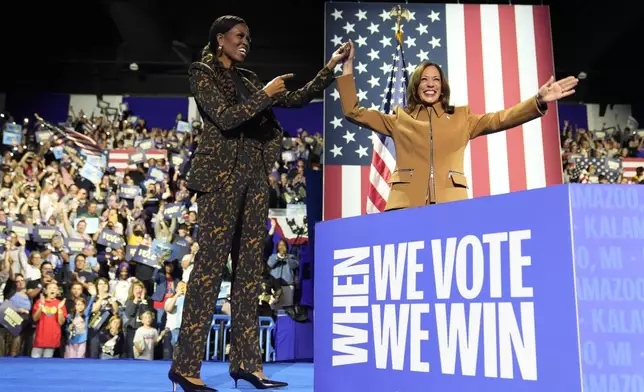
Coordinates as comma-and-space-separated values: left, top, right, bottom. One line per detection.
171, 144, 268, 378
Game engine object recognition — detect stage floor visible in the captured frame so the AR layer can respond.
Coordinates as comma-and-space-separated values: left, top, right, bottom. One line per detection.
0, 358, 314, 391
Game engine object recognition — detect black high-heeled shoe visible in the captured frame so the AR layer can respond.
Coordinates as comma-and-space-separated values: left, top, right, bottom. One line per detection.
229, 368, 288, 389
168, 371, 218, 392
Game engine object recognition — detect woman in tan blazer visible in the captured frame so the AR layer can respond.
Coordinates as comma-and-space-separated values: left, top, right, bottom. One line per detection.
337, 40, 578, 210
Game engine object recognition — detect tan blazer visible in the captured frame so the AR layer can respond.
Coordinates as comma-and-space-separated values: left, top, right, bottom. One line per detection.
337, 73, 548, 210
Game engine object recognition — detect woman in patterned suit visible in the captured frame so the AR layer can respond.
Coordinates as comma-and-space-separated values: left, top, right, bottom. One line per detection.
168, 15, 350, 392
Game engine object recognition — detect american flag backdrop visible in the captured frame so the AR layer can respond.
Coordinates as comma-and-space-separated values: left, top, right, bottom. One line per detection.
323, 2, 562, 220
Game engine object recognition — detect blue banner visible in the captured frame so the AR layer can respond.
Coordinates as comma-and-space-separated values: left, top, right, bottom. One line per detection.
570, 185, 644, 391
314, 185, 584, 392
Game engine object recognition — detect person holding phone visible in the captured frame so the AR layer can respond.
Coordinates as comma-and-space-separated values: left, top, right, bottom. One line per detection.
167, 15, 349, 392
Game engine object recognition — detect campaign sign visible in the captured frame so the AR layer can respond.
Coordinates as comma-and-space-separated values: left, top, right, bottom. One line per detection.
125, 245, 139, 262
8, 222, 33, 240
53, 146, 65, 160
314, 185, 582, 392
66, 237, 86, 253
570, 185, 644, 392
171, 239, 190, 261
118, 184, 141, 200
163, 203, 183, 219
96, 229, 124, 249
147, 167, 167, 182
32, 226, 60, 243
133, 245, 158, 268
129, 151, 145, 164
136, 139, 154, 151
0, 301, 27, 336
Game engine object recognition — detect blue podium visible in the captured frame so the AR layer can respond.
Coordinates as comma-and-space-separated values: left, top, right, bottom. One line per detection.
314, 184, 644, 392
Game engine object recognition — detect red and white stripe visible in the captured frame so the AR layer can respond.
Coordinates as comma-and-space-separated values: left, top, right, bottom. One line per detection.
323, 4, 562, 220
366, 135, 396, 214
622, 158, 644, 179
108, 149, 168, 172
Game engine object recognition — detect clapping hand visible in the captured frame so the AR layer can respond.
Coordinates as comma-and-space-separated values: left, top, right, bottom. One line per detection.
538, 75, 579, 103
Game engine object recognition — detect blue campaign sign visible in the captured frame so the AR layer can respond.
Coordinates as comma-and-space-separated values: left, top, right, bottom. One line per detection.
570, 185, 644, 392
314, 185, 583, 392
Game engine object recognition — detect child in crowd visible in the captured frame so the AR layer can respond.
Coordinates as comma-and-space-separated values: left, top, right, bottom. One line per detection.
64, 297, 94, 358
99, 315, 124, 359
31, 283, 67, 358
133, 310, 167, 360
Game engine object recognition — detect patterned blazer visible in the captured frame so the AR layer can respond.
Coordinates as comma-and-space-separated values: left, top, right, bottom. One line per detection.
185, 59, 335, 194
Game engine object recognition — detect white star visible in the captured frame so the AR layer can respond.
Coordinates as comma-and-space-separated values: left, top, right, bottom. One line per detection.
355, 145, 368, 158
357, 89, 368, 101
415, 23, 428, 36
367, 48, 380, 61
391, 24, 404, 33
379, 35, 392, 48
379, 9, 391, 21
342, 130, 356, 144
334, 63, 343, 74
355, 35, 368, 47
330, 144, 343, 157
428, 10, 440, 22
331, 34, 343, 46
405, 36, 416, 48
356, 62, 368, 74
367, 22, 380, 35
429, 36, 441, 48
416, 49, 429, 62
369, 103, 380, 110
330, 89, 340, 101
331, 9, 343, 20
380, 62, 393, 75
367, 75, 380, 88
330, 116, 343, 129
343, 22, 355, 34
355, 9, 367, 21
406, 63, 416, 74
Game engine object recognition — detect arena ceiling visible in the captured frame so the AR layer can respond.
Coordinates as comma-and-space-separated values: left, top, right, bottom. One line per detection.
0, 0, 641, 105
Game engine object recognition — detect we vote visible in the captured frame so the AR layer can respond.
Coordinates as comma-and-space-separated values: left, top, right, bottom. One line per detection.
374, 230, 535, 301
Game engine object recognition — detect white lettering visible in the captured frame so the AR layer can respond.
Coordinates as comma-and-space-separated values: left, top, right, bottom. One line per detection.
509, 231, 533, 298
483, 232, 508, 298
435, 303, 482, 376
431, 237, 457, 300
373, 243, 406, 301
406, 241, 425, 300
332, 324, 369, 366
498, 302, 537, 380
455, 235, 484, 300
372, 304, 409, 370
410, 303, 430, 372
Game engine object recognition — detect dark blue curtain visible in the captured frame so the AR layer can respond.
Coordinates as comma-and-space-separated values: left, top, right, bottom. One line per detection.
557, 103, 588, 134
300, 169, 322, 308
122, 97, 188, 130
5, 93, 70, 124
273, 101, 323, 137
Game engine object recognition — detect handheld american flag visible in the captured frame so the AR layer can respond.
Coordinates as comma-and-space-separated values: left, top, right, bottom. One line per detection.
323, 2, 561, 220
366, 15, 409, 214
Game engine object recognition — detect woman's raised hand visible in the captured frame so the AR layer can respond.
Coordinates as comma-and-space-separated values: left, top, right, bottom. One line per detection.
342, 40, 355, 75
538, 75, 579, 103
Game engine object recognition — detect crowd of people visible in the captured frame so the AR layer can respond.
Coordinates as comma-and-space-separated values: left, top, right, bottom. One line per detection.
0, 109, 320, 360
560, 120, 644, 184
0, 105, 641, 362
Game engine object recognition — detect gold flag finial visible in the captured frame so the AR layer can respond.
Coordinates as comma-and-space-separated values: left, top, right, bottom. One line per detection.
389, 5, 411, 45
